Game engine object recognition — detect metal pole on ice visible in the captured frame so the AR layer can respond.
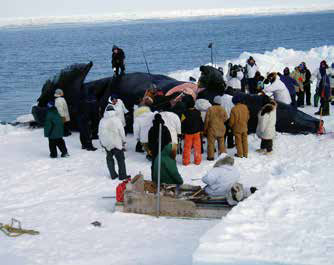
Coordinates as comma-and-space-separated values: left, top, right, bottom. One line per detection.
208, 42, 213, 66
156, 123, 162, 218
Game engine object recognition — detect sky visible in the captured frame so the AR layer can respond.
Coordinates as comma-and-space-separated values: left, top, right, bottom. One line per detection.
1, 0, 333, 18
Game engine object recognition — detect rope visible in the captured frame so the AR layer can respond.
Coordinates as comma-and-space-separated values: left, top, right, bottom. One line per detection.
0, 219, 39, 237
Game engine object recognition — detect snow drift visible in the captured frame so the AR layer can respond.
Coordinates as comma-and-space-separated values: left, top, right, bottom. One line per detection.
169, 46, 334, 81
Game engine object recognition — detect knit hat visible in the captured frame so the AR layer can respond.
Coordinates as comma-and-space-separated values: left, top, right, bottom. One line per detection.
232, 94, 242, 105
213, 96, 222, 105
54, 89, 64, 97
153, 113, 164, 126
108, 94, 118, 103
298, 63, 304, 70
227, 183, 244, 205
320, 60, 328, 68
47, 101, 55, 108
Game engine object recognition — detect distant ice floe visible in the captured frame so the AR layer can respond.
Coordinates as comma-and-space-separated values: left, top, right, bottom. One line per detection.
168, 45, 334, 82
0, 5, 334, 28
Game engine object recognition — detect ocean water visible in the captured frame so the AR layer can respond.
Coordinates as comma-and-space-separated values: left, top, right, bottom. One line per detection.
0, 12, 334, 122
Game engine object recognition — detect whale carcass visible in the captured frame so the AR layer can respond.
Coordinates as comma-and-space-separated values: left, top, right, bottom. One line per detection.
32, 62, 320, 134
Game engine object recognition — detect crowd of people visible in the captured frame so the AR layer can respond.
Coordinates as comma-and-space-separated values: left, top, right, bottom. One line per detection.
226, 57, 334, 116
42, 51, 334, 204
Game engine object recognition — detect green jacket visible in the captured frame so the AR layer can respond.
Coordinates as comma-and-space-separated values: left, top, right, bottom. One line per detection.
44, 107, 64, 139
152, 144, 183, 185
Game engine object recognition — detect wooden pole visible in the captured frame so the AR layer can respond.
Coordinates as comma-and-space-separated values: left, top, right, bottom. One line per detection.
156, 123, 162, 218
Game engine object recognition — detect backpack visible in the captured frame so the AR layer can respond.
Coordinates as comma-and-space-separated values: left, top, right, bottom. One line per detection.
116, 179, 131, 202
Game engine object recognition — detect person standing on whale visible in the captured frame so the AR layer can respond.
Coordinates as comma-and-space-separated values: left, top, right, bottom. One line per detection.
111, 45, 125, 77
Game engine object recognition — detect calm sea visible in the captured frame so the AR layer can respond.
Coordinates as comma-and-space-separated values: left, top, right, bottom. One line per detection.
0, 12, 334, 122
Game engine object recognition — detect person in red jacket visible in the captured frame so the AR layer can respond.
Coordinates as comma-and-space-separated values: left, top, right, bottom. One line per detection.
181, 99, 204, 165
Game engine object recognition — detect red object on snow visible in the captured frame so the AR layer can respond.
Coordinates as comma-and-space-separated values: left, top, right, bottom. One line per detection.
116, 179, 131, 202
317, 120, 325, 135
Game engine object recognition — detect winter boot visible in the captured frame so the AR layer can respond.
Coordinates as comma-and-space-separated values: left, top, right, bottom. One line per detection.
135, 141, 144, 153
256, 148, 266, 153
86, 145, 97, 151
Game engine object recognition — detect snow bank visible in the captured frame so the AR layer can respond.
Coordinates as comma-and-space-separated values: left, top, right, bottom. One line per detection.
192, 101, 334, 263
15, 114, 34, 124
0, 124, 16, 136
1, 5, 333, 28
169, 45, 334, 82
184, 46, 334, 265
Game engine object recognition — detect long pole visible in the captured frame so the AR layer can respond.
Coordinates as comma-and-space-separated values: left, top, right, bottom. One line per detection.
141, 46, 154, 89
156, 123, 162, 218
211, 47, 213, 66
208, 42, 213, 66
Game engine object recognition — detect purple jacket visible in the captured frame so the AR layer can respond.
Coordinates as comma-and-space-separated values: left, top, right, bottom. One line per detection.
280, 75, 298, 95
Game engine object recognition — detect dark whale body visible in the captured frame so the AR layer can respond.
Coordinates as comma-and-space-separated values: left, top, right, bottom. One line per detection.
32, 62, 320, 134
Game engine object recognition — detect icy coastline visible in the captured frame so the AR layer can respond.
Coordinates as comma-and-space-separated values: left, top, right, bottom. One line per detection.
1, 5, 334, 28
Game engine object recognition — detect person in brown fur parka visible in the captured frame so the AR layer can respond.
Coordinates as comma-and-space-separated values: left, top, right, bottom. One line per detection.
229, 94, 250, 158
204, 98, 228, 160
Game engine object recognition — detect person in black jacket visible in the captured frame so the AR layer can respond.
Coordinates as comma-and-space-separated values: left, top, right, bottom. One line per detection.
76, 93, 97, 151
181, 99, 204, 165
111, 45, 125, 77
148, 113, 172, 177
302, 62, 312, 106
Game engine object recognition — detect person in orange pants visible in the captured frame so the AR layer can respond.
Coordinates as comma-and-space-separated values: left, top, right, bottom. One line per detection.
183, 132, 202, 165
181, 98, 204, 165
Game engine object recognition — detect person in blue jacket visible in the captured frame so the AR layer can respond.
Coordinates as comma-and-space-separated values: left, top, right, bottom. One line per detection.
278, 67, 299, 107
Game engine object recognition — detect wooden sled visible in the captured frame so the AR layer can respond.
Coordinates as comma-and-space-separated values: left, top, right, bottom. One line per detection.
114, 174, 232, 219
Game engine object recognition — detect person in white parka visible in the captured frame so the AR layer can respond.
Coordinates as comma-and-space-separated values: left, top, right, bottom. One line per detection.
54, 89, 71, 137
226, 64, 244, 91
98, 105, 129, 180
256, 100, 277, 155
245, 56, 259, 94
263, 72, 292, 105
202, 154, 256, 206
195, 98, 212, 122
133, 106, 155, 158
106, 94, 129, 128
160, 111, 182, 159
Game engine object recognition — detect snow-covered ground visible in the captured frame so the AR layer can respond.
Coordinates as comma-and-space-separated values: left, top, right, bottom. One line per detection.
1, 47, 334, 264
0, 126, 218, 265
1, 107, 334, 265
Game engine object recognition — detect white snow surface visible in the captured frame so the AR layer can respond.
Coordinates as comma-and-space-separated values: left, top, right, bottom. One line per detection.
0, 5, 334, 28
1, 46, 334, 264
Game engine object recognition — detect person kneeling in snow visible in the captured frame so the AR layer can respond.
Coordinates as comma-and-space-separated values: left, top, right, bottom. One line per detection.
98, 105, 130, 180
152, 143, 183, 185
256, 100, 277, 155
202, 155, 256, 206
44, 101, 69, 158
